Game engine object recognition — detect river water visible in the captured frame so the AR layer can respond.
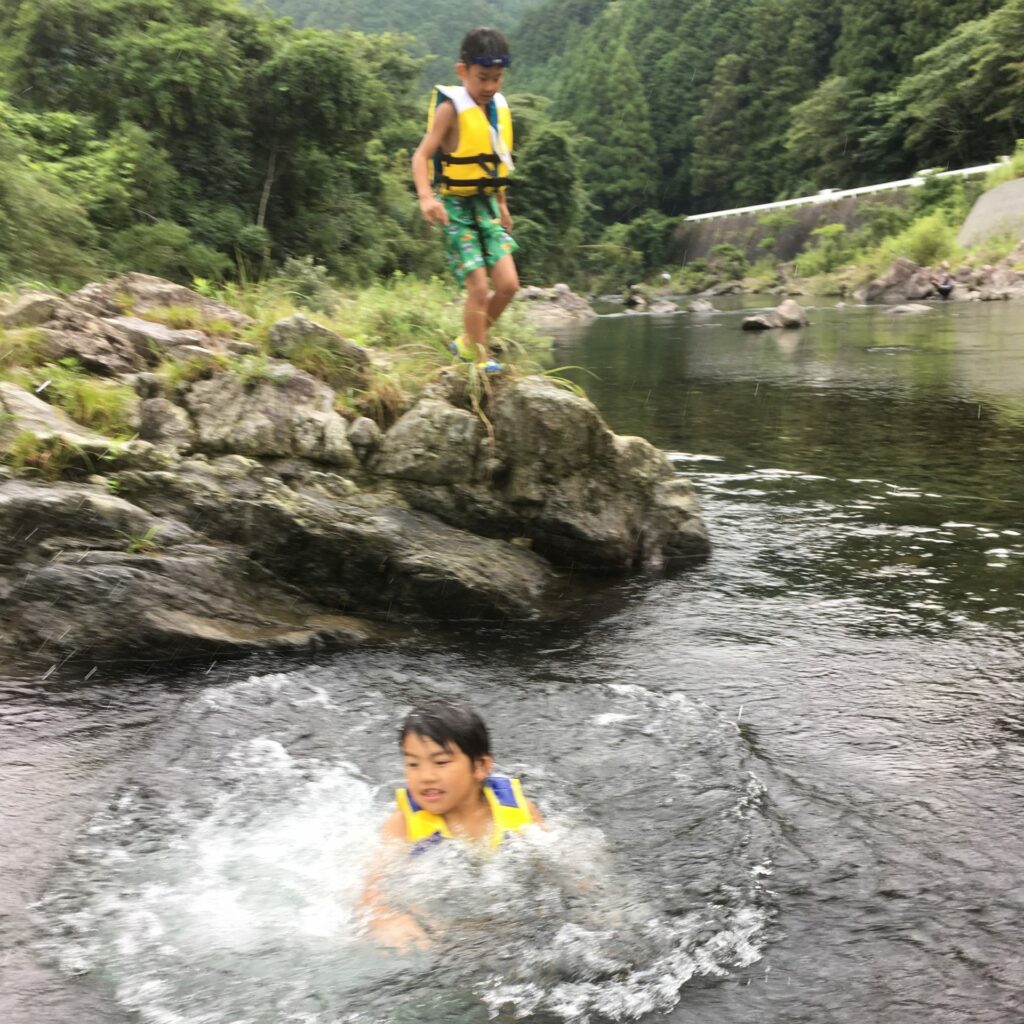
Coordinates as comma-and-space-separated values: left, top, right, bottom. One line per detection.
2, 299, 1022, 1024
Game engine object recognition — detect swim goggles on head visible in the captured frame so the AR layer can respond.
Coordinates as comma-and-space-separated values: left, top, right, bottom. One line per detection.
463, 54, 511, 68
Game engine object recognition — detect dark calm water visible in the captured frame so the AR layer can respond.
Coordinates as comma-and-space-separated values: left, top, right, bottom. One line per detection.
2, 299, 1023, 1024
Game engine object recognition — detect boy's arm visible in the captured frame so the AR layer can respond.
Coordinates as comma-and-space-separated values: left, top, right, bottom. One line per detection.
411, 102, 456, 226
360, 811, 430, 950
527, 798, 544, 825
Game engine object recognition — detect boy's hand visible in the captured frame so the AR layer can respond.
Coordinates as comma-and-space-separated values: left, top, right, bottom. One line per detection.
499, 207, 513, 232
419, 196, 449, 226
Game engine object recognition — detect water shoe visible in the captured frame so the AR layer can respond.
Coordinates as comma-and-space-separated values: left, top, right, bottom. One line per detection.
448, 335, 478, 361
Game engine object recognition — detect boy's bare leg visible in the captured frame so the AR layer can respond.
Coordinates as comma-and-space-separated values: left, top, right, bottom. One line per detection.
463, 267, 490, 361
486, 256, 520, 335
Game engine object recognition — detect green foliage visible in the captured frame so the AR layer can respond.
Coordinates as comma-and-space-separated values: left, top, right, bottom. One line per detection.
0, 328, 49, 370
895, 0, 1024, 169
794, 223, 853, 276
124, 526, 161, 555
107, 221, 233, 282
2, 430, 99, 480
0, 104, 101, 284
985, 139, 1024, 188
867, 211, 961, 272
756, 210, 798, 252
26, 358, 138, 436
507, 97, 587, 284
707, 244, 747, 282
554, 22, 659, 222
583, 240, 644, 295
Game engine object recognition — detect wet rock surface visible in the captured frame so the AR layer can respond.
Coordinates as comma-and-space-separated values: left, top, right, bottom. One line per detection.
0, 276, 710, 668
742, 299, 809, 330
858, 257, 1024, 304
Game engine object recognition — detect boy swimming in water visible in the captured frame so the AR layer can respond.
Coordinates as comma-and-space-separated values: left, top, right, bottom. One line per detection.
382, 699, 542, 847
365, 700, 542, 947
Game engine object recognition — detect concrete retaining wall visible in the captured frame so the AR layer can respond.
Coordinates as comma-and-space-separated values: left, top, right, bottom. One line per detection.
957, 178, 1024, 247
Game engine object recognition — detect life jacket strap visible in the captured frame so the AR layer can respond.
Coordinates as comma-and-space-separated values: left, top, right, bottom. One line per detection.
440, 154, 501, 166
436, 174, 512, 191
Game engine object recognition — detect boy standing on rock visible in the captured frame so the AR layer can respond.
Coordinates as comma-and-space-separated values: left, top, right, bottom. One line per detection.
411, 27, 519, 374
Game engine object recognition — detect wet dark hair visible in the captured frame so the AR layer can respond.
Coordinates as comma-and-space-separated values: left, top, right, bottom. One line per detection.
459, 27, 510, 67
400, 699, 491, 762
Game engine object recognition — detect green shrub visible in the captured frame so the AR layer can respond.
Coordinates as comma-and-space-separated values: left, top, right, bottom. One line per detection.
25, 359, 137, 436
0, 328, 49, 370
584, 240, 644, 294
108, 220, 232, 285
984, 139, 1024, 189
794, 223, 853, 276
707, 243, 747, 281
2, 430, 101, 480
872, 211, 960, 269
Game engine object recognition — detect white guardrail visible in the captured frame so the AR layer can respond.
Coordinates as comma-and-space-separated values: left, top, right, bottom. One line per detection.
684, 159, 1010, 223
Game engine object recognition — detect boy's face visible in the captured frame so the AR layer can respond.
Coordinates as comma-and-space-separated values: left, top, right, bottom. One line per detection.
402, 731, 492, 817
456, 61, 505, 107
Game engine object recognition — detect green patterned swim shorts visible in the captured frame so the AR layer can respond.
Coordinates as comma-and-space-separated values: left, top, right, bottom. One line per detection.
439, 194, 518, 285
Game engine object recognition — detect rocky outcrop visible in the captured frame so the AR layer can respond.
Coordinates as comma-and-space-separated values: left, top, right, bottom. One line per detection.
0, 275, 710, 668
268, 314, 369, 390
742, 299, 809, 331
0, 481, 377, 661
687, 298, 716, 314
857, 258, 939, 304
373, 377, 708, 571
516, 284, 597, 326
178, 364, 356, 467
858, 257, 1024, 304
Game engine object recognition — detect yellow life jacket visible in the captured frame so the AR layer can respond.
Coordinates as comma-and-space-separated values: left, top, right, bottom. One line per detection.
428, 84, 514, 196
396, 775, 533, 853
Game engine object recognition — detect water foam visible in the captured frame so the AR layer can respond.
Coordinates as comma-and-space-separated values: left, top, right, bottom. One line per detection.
34, 661, 776, 1024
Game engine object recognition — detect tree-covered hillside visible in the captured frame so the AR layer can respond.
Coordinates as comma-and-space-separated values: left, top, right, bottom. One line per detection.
1, 0, 1022, 292
514, 0, 1023, 215
257, 0, 537, 84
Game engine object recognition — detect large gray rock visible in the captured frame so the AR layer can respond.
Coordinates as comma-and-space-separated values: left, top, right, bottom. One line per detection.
516, 284, 597, 326
114, 457, 561, 622
138, 397, 196, 450
181, 364, 355, 467
37, 326, 146, 375
888, 303, 934, 315
372, 377, 709, 570
71, 273, 255, 329
0, 480, 375, 663
687, 298, 716, 313
1, 292, 60, 328
742, 299, 808, 330
268, 315, 369, 390
957, 178, 1024, 248
101, 316, 213, 360
857, 258, 937, 304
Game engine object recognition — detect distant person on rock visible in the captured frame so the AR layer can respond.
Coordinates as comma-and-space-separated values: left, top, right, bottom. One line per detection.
411, 27, 519, 374
933, 261, 955, 300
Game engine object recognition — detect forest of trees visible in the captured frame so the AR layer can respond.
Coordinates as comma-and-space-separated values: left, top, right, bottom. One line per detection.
1, 0, 1022, 289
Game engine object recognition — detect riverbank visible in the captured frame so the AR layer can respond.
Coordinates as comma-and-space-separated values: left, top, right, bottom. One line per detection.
0, 273, 708, 671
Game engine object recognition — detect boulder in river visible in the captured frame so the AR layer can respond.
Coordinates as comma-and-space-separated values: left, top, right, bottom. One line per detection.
373, 376, 709, 571
742, 299, 809, 331
857, 258, 937, 304
516, 283, 597, 326
888, 303, 934, 315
